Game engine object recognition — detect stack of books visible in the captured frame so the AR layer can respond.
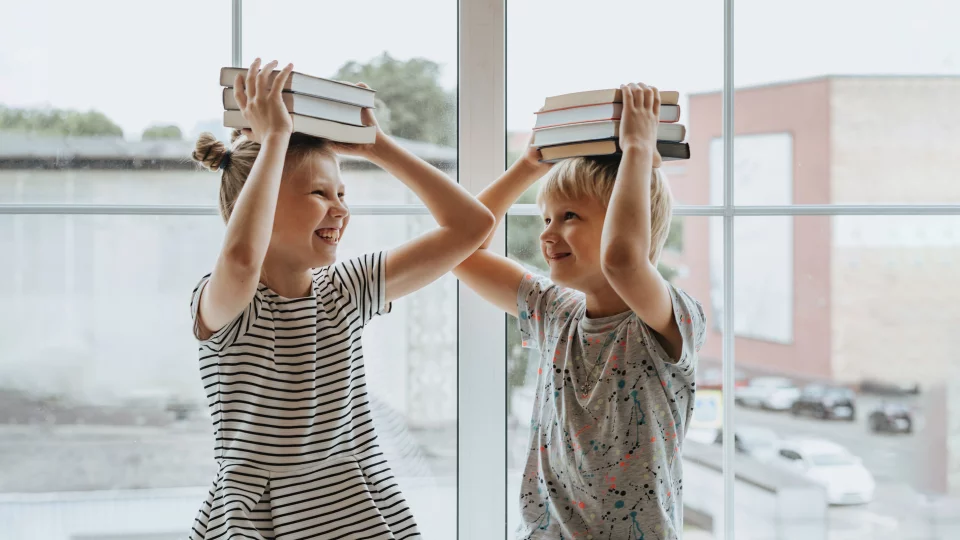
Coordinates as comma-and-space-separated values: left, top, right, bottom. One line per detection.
531, 87, 690, 163
218, 67, 377, 144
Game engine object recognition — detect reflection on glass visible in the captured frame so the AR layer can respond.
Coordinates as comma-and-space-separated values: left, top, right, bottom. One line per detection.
0, 213, 456, 538
723, 216, 960, 540
506, 0, 723, 205
725, 0, 960, 205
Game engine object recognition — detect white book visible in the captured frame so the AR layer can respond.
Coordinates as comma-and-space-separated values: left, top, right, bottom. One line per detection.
219, 67, 376, 108
535, 103, 681, 129
533, 120, 686, 148
223, 88, 363, 126
223, 110, 375, 144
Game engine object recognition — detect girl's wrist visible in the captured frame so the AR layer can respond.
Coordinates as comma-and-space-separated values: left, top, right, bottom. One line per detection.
259, 131, 291, 147
366, 131, 396, 164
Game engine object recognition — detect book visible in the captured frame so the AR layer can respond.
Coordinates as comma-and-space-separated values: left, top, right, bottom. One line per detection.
542, 88, 679, 111
219, 67, 376, 108
532, 120, 686, 147
539, 139, 691, 163
222, 88, 363, 126
535, 102, 681, 129
223, 110, 376, 144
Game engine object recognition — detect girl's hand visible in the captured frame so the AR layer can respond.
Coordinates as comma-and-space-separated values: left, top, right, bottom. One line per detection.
619, 82, 662, 167
233, 58, 295, 143
328, 82, 384, 159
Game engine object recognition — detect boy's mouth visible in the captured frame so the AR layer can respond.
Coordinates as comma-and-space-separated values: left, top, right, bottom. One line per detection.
315, 227, 340, 245
547, 252, 571, 261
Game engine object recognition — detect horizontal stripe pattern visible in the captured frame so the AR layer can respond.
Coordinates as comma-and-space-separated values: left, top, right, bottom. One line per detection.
188, 252, 418, 539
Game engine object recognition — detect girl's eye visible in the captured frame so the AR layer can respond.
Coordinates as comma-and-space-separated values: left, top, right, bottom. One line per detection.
564, 212, 577, 220
338, 193, 345, 199
543, 218, 551, 225
312, 190, 325, 197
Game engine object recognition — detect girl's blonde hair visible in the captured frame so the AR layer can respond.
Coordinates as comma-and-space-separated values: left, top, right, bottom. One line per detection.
537, 156, 673, 264
191, 130, 337, 222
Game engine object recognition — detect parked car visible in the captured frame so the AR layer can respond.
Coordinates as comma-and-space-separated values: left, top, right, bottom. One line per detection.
713, 425, 780, 462
696, 367, 748, 391
773, 438, 875, 505
790, 384, 857, 421
735, 376, 800, 410
868, 402, 913, 434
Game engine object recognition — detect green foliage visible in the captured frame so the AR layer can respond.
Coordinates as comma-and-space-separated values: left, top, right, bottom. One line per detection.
141, 124, 183, 140
0, 105, 123, 137
333, 52, 455, 146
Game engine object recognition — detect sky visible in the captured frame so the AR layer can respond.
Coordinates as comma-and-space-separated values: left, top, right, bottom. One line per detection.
0, 0, 958, 139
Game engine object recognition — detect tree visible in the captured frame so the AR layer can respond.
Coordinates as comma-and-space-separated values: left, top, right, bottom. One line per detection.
0, 105, 123, 137
141, 124, 182, 140
332, 53, 455, 146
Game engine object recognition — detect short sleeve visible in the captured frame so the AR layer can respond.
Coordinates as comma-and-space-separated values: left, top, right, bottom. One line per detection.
189, 273, 263, 350
641, 282, 707, 374
329, 251, 391, 326
516, 271, 580, 351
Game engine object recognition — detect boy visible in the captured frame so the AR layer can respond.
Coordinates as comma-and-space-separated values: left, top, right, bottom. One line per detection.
454, 83, 706, 539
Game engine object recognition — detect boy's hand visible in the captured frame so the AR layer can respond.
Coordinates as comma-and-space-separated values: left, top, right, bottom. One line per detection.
233, 59, 294, 143
619, 82, 662, 167
328, 82, 384, 159
514, 132, 554, 178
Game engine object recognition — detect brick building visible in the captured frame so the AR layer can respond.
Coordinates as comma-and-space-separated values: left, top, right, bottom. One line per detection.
665, 75, 960, 494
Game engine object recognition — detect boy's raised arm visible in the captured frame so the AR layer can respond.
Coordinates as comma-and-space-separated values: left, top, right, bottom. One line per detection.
600, 83, 682, 357
453, 144, 552, 316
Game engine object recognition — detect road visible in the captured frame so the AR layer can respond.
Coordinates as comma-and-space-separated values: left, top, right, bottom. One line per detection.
735, 395, 959, 540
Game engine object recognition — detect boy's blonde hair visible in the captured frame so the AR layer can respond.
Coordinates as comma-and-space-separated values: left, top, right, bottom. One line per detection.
536, 156, 673, 264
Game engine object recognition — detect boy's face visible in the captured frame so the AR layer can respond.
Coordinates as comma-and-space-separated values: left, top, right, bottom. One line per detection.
539, 194, 609, 292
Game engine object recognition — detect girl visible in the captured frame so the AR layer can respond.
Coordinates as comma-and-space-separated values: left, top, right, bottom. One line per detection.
188, 59, 494, 539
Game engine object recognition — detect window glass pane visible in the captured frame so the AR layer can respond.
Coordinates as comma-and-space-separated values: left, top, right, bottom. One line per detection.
506, 215, 722, 538
507, 0, 722, 206
242, 0, 458, 204
0, 1, 229, 205
725, 216, 959, 540
728, 0, 960, 204
0, 214, 456, 539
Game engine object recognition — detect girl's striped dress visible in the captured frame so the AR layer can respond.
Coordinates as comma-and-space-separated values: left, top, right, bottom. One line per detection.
187, 252, 420, 540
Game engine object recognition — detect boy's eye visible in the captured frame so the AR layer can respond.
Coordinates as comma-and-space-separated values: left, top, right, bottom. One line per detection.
543, 218, 551, 225
312, 190, 325, 197
564, 211, 578, 220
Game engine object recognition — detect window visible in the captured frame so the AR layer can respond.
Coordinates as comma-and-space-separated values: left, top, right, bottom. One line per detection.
3, 2, 959, 540
1, 1, 459, 538
507, 1, 958, 540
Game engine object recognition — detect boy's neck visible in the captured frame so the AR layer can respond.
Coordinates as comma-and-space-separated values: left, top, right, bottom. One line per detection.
583, 282, 632, 319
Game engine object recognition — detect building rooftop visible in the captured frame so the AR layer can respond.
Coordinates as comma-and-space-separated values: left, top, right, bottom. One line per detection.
0, 131, 457, 170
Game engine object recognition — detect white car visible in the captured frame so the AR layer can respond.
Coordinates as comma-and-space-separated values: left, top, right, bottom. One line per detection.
735, 377, 801, 410
773, 439, 875, 505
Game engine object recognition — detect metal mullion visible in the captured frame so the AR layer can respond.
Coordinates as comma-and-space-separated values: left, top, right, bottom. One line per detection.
722, 0, 736, 538
0, 204, 432, 216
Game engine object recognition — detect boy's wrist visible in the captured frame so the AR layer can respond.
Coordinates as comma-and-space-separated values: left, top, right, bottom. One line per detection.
620, 142, 656, 156
512, 156, 549, 179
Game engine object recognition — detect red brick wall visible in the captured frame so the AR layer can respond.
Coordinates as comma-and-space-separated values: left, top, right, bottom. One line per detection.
673, 78, 834, 380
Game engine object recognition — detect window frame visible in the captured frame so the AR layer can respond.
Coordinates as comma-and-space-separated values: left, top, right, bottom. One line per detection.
1, 1, 960, 539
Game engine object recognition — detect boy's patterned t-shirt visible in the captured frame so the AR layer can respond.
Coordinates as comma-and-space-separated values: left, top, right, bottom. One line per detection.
515, 272, 706, 540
